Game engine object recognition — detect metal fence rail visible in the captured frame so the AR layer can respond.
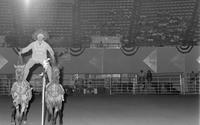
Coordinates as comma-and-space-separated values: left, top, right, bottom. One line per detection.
0, 74, 13, 95
0, 73, 199, 95
182, 73, 200, 94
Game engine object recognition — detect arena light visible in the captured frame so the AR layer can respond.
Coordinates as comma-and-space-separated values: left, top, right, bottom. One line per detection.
24, 0, 30, 8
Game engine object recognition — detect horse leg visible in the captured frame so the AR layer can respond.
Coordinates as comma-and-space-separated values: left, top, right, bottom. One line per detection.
46, 104, 52, 123
11, 105, 16, 124
58, 103, 63, 125
58, 109, 63, 125
22, 106, 28, 124
53, 107, 59, 125
47, 109, 52, 123
18, 103, 25, 125
44, 103, 51, 124
47, 106, 53, 125
15, 106, 21, 125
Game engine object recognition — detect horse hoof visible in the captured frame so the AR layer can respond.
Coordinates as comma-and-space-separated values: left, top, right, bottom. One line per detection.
59, 121, 63, 125
11, 122, 15, 125
48, 116, 51, 122
23, 121, 27, 124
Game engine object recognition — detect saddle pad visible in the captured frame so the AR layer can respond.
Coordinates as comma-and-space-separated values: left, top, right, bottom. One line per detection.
12, 81, 31, 95
46, 84, 64, 97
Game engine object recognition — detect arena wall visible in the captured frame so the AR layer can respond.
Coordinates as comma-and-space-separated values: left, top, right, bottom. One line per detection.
0, 46, 199, 74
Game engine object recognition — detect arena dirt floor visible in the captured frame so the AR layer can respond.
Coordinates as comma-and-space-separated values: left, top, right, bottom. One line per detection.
0, 95, 199, 125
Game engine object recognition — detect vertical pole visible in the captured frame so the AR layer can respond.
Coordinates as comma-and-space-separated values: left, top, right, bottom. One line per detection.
157, 77, 159, 94
180, 74, 183, 95
169, 77, 171, 94
41, 74, 46, 125
197, 73, 200, 94
194, 78, 196, 94
109, 76, 112, 95
132, 74, 135, 95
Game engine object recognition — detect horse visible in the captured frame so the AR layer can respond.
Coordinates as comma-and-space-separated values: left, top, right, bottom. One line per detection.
44, 65, 65, 125
11, 64, 32, 125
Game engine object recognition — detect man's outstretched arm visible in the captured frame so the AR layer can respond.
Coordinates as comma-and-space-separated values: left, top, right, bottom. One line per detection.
20, 42, 33, 54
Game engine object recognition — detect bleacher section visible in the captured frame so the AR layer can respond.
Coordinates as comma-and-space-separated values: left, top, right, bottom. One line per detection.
0, 0, 199, 47
135, 0, 198, 46
19, 0, 73, 47
79, 0, 134, 37
20, 1, 73, 37
0, 0, 14, 35
195, 0, 200, 44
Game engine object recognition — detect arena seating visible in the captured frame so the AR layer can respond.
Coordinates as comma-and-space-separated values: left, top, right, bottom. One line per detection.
0, 0, 73, 47
0, 0, 199, 46
19, 0, 73, 47
0, 0, 14, 36
195, 0, 200, 44
21, 2, 73, 37
135, 0, 198, 46
79, 0, 134, 37
79, 0, 199, 46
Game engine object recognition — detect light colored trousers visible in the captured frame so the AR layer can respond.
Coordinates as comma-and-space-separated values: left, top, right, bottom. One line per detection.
23, 58, 52, 82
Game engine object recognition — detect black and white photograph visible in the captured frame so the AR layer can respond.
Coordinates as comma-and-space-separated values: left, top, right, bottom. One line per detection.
0, 0, 199, 125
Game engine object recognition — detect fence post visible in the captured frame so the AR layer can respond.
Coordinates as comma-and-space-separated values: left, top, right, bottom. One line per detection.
8, 77, 11, 96
157, 77, 159, 94
194, 78, 197, 94
109, 76, 112, 95
180, 73, 184, 95
133, 74, 137, 95
198, 74, 200, 94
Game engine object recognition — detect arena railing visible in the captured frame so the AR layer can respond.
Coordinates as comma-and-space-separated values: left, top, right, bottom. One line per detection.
0, 74, 14, 95
182, 73, 200, 95
0, 72, 199, 95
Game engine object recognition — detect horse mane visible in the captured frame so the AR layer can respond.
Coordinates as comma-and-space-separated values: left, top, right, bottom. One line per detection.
14, 64, 25, 81
51, 65, 61, 84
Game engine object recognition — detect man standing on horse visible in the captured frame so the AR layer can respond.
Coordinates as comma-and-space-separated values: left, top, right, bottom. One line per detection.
19, 29, 55, 83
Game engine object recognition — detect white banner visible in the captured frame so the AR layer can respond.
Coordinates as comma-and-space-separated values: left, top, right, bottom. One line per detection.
0, 36, 5, 44
143, 49, 157, 73
0, 54, 8, 70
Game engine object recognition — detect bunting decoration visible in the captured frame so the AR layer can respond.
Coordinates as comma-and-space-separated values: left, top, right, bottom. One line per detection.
176, 45, 193, 54
120, 46, 139, 56
70, 47, 85, 56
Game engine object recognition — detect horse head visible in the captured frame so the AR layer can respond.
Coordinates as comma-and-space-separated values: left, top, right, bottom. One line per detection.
52, 65, 61, 84
14, 64, 25, 82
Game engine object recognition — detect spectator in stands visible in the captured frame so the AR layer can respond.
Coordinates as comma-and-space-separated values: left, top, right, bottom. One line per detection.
146, 70, 152, 88
19, 29, 55, 82
189, 71, 196, 92
99, 41, 103, 48
138, 70, 146, 92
